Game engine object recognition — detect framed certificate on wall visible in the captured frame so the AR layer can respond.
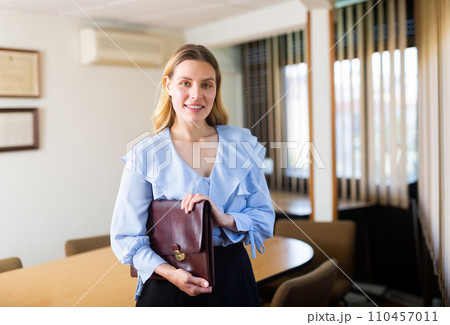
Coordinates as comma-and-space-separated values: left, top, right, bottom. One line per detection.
0, 108, 39, 152
0, 48, 40, 97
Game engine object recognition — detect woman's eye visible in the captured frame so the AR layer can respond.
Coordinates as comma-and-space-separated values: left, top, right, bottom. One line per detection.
203, 83, 213, 88
180, 81, 190, 86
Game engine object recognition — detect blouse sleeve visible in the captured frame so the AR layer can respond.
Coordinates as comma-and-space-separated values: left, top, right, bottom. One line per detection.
110, 152, 167, 283
221, 166, 275, 258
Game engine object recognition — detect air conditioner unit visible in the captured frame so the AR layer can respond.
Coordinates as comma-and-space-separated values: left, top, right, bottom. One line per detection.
80, 27, 164, 67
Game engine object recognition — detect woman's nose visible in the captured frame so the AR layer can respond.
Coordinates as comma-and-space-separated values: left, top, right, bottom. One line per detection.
190, 85, 202, 99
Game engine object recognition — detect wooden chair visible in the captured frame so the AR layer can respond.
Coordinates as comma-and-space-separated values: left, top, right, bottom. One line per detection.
259, 219, 356, 305
65, 234, 110, 256
0, 257, 23, 273
270, 258, 338, 307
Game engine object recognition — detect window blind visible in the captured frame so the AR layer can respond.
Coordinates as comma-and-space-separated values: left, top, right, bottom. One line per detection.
241, 31, 309, 194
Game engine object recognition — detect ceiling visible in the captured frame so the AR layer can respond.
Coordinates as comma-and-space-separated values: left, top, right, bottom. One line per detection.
0, 0, 297, 30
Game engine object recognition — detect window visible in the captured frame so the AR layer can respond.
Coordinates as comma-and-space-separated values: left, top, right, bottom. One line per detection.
334, 0, 416, 207
284, 62, 310, 178
242, 31, 309, 193
370, 48, 418, 184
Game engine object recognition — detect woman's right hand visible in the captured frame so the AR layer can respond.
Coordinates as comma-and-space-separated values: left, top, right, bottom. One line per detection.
154, 263, 212, 296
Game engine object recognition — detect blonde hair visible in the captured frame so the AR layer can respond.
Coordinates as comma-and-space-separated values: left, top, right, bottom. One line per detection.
152, 44, 229, 134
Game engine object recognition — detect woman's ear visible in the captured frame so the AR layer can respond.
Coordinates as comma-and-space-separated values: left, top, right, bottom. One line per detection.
163, 76, 171, 94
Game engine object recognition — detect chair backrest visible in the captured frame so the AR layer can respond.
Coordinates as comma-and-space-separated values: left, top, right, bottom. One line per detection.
0, 257, 23, 273
65, 234, 110, 256
270, 258, 338, 307
274, 219, 356, 281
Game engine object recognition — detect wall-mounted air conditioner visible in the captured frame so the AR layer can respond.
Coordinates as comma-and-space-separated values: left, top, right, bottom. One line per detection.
80, 27, 164, 67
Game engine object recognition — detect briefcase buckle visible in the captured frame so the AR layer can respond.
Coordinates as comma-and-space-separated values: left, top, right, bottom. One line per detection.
174, 250, 185, 261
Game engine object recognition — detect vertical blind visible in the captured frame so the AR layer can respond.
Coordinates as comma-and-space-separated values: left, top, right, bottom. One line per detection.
416, 0, 450, 306
241, 31, 309, 194
334, 0, 416, 208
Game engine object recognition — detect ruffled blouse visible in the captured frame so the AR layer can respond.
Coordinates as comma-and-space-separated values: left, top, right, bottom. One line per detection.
110, 125, 275, 300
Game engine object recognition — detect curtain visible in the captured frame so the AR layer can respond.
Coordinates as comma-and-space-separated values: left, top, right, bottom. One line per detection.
241, 31, 309, 194
334, 0, 416, 208
415, 0, 450, 306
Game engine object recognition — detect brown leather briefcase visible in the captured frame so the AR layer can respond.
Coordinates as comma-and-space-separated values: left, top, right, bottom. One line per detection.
130, 200, 215, 286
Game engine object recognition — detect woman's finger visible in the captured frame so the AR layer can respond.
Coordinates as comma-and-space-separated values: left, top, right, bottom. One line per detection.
189, 193, 205, 211
172, 269, 212, 296
185, 193, 197, 213
190, 285, 212, 296
189, 275, 209, 288
181, 193, 193, 211
185, 275, 211, 296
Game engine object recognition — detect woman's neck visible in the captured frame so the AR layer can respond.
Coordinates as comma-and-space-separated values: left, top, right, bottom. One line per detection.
170, 119, 216, 142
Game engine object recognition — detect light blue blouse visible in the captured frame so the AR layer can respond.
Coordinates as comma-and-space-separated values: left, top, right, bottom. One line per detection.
110, 125, 275, 300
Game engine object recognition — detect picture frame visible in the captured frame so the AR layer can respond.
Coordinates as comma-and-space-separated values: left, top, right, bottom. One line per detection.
0, 108, 39, 152
0, 48, 41, 97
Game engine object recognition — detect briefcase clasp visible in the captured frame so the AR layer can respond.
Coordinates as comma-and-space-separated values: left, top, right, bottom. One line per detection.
173, 250, 185, 261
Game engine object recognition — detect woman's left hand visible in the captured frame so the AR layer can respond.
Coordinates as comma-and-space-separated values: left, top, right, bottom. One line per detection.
181, 193, 237, 231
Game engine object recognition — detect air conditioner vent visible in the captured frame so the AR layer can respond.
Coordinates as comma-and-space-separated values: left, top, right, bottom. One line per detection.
80, 28, 164, 67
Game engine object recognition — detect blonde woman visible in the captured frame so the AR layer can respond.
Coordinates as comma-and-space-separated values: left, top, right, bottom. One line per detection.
111, 44, 274, 307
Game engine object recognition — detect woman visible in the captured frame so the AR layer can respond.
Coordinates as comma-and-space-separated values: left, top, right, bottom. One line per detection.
110, 44, 275, 307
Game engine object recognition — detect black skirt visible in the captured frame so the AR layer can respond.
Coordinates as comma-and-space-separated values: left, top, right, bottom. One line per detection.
136, 243, 261, 307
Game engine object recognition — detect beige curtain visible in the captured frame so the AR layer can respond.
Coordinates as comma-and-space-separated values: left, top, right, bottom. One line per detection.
416, 0, 450, 306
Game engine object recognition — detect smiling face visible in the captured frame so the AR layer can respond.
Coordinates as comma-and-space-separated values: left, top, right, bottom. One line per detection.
165, 59, 217, 127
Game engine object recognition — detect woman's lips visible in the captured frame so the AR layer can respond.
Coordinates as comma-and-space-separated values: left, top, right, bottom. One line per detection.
184, 104, 204, 111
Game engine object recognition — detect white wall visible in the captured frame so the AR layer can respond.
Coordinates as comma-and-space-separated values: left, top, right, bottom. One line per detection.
185, 0, 307, 48
211, 46, 244, 128
0, 9, 184, 266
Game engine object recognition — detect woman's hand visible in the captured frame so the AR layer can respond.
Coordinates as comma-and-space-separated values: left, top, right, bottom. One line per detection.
154, 263, 212, 296
181, 193, 237, 231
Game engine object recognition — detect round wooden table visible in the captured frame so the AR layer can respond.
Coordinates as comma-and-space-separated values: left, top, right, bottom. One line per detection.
245, 236, 314, 285
0, 236, 313, 306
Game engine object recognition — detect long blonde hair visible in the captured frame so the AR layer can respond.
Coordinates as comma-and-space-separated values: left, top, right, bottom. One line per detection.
152, 44, 229, 134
